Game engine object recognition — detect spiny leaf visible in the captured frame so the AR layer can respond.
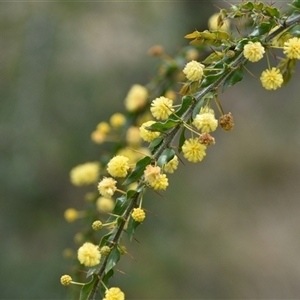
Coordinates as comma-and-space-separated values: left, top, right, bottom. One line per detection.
157, 148, 175, 167
104, 247, 121, 274
222, 68, 244, 92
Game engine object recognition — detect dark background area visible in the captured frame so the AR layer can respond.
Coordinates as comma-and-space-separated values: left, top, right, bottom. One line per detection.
1, 1, 300, 299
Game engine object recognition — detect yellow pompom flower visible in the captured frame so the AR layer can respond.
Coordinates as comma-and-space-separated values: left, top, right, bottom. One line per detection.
107, 155, 129, 178
124, 84, 148, 112
70, 162, 100, 186
96, 122, 110, 134
77, 242, 101, 267
243, 41, 265, 62
150, 96, 174, 120
110, 113, 126, 128
283, 37, 300, 59
193, 107, 218, 133
98, 177, 117, 198
183, 60, 205, 81
60, 275, 72, 286
64, 208, 79, 223
126, 126, 141, 146
139, 121, 160, 142
103, 287, 125, 300
163, 155, 179, 174
150, 173, 169, 190
144, 165, 161, 183
132, 208, 146, 222
182, 138, 207, 163
260, 68, 283, 90
96, 196, 115, 212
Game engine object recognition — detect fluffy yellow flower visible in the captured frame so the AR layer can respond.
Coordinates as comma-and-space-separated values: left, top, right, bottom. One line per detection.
208, 13, 230, 31
77, 242, 101, 267
107, 155, 129, 178
70, 162, 100, 186
283, 37, 300, 59
91, 130, 106, 144
98, 177, 117, 198
132, 208, 146, 222
182, 138, 207, 163
96, 196, 115, 212
163, 155, 179, 173
150, 173, 169, 190
243, 41, 265, 62
139, 121, 160, 142
183, 60, 205, 81
144, 165, 161, 183
260, 68, 283, 90
60, 275, 72, 286
193, 107, 218, 133
126, 126, 141, 146
110, 113, 126, 128
124, 84, 148, 112
103, 287, 125, 300
150, 96, 174, 120
96, 122, 110, 134
64, 208, 79, 223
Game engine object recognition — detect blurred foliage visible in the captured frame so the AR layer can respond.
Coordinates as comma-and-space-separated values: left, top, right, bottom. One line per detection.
1, 1, 300, 299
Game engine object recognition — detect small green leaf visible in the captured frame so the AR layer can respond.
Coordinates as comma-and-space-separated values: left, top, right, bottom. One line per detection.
148, 136, 164, 152
100, 230, 115, 247
263, 6, 280, 18
292, 0, 300, 9
250, 22, 273, 37
201, 68, 226, 88
104, 247, 120, 274
202, 51, 224, 64
79, 275, 98, 300
86, 265, 100, 278
178, 127, 186, 153
222, 68, 244, 91
240, 1, 254, 10
149, 119, 181, 132
253, 2, 264, 10
157, 148, 175, 167
99, 269, 114, 297
123, 156, 152, 185
288, 24, 300, 36
173, 95, 194, 118
235, 38, 249, 51
126, 216, 140, 241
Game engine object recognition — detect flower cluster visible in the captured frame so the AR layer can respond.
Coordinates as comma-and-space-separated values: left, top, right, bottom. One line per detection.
193, 107, 218, 133
243, 41, 265, 62
103, 287, 125, 300
132, 208, 146, 222
70, 162, 100, 186
107, 155, 130, 178
150, 96, 174, 120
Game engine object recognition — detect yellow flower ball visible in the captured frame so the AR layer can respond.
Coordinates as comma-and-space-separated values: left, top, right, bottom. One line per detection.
107, 155, 129, 178
77, 242, 101, 267
139, 121, 160, 142
243, 41, 265, 62
182, 138, 207, 163
260, 68, 283, 91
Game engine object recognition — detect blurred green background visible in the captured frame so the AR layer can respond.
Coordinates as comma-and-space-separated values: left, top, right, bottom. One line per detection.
1, 1, 300, 299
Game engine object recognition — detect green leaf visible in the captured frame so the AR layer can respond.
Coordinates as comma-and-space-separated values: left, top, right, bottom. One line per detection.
149, 119, 181, 132
235, 39, 249, 51
100, 230, 114, 247
288, 24, 300, 36
126, 216, 141, 241
202, 51, 224, 64
157, 148, 175, 167
105, 247, 121, 274
86, 265, 100, 278
240, 1, 254, 10
172, 95, 194, 118
222, 68, 244, 91
79, 275, 98, 300
201, 68, 226, 88
263, 6, 280, 18
250, 22, 273, 37
292, 0, 300, 9
123, 156, 152, 186
178, 127, 186, 153
148, 136, 164, 152
253, 2, 264, 10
